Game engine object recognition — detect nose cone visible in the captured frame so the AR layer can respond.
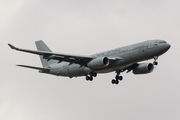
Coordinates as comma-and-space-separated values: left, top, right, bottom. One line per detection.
162, 43, 171, 54
166, 43, 171, 51
156, 41, 171, 56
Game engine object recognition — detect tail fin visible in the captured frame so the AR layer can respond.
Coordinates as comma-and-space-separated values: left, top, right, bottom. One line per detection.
35, 40, 57, 68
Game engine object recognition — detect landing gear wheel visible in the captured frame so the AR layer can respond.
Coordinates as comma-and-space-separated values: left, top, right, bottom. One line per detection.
93, 73, 97, 77
112, 79, 116, 84
112, 79, 119, 84
119, 76, 123, 81
115, 80, 119, 84
90, 72, 97, 77
86, 76, 90, 81
115, 75, 123, 81
89, 76, 93, 81
112, 70, 124, 84
90, 72, 93, 76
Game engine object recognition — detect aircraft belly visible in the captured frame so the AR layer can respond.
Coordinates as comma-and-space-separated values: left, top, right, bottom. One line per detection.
68, 65, 87, 77
50, 63, 90, 77
94, 58, 132, 73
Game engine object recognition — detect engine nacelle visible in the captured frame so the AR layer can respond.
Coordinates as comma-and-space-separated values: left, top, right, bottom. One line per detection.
87, 57, 109, 68
133, 63, 154, 74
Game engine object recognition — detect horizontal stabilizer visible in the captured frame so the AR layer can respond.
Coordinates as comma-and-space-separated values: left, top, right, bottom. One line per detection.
17, 65, 50, 72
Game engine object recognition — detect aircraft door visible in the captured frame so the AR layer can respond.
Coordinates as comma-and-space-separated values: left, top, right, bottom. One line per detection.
128, 46, 133, 53
148, 41, 154, 49
141, 46, 146, 53
147, 41, 157, 58
138, 45, 148, 60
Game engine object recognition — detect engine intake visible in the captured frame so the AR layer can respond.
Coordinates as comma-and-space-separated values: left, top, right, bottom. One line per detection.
133, 63, 154, 74
87, 57, 109, 68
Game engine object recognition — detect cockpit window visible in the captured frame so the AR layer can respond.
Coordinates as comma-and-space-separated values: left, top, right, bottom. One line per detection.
159, 41, 166, 44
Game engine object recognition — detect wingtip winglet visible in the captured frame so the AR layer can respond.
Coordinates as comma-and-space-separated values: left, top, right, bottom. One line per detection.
8, 44, 17, 49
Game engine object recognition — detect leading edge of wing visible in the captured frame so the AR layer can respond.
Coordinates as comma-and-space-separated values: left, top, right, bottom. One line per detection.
8, 43, 121, 65
8, 43, 93, 59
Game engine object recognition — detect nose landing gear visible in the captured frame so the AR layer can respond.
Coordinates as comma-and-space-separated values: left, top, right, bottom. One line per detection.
153, 56, 158, 65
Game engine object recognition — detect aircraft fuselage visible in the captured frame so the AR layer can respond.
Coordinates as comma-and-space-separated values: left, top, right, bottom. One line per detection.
48, 40, 170, 77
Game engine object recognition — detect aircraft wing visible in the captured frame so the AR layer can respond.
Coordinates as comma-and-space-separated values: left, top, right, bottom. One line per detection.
8, 44, 120, 65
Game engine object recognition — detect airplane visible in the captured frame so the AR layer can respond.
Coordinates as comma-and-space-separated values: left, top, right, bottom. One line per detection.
8, 40, 170, 84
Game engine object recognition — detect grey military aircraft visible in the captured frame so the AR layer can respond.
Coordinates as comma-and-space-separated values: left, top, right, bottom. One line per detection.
8, 40, 170, 84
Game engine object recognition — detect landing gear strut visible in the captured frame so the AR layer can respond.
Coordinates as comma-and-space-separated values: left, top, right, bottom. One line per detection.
153, 56, 158, 65
111, 71, 123, 85
86, 72, 97, 81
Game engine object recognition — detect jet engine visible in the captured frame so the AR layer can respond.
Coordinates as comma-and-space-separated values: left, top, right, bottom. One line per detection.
133, 63, 154, 74
87, 57, 109, 68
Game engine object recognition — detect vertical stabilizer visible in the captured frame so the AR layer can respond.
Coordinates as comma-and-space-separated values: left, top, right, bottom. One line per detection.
35, 40, 57, 68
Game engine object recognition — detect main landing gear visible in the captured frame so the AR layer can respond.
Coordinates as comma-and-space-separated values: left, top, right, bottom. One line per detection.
153, 56, 158, 65
111, 71, 123, 85
86, 72, 97, 81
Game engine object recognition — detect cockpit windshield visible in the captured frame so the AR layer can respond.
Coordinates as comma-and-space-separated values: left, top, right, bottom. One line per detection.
159, 41, 166, 44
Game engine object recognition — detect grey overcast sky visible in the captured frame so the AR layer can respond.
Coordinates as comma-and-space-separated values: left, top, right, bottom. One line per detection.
1, 0, 180, 120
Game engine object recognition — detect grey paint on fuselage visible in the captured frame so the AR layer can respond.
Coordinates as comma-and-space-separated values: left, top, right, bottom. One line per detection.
48, 40, 170, 77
